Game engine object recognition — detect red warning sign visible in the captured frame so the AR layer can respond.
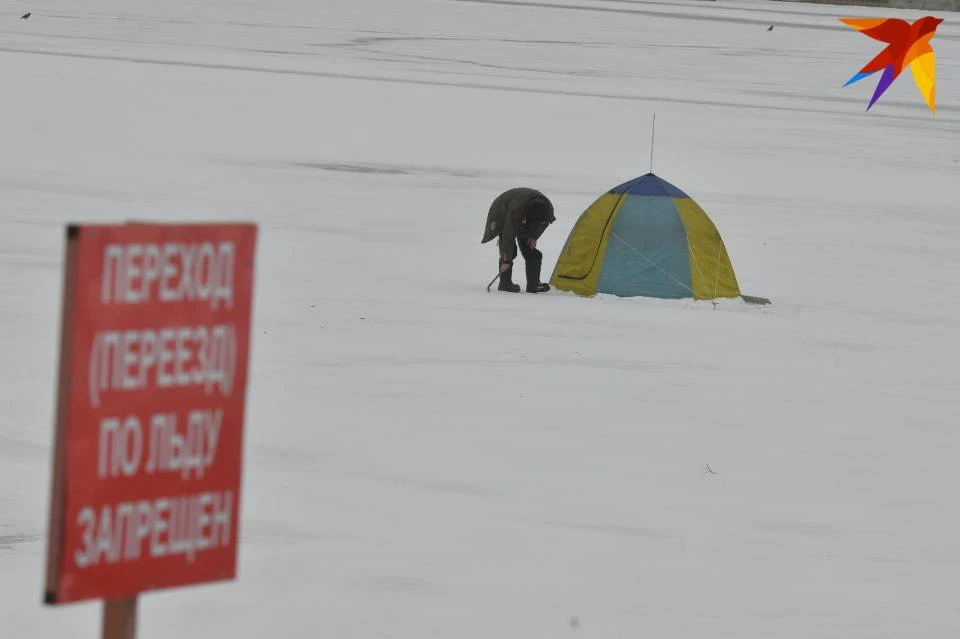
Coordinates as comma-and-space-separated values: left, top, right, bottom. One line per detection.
44, 222, 258, 605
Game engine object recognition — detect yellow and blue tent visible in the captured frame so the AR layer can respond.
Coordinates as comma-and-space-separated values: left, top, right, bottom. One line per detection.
550, 172, 742, 301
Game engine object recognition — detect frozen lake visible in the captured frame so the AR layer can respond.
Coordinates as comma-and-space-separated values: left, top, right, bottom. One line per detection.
2, 0, 960, 636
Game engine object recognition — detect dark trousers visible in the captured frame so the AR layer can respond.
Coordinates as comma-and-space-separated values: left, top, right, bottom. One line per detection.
500, 238, 543, 287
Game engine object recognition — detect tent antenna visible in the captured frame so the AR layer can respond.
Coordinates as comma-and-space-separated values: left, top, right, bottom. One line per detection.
649, 113, 656, 174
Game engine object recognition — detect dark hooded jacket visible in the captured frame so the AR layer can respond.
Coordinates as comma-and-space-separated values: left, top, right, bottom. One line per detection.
481, 188, 556, 261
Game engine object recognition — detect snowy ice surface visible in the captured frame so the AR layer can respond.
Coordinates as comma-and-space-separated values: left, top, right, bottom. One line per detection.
2, 0, 960, 636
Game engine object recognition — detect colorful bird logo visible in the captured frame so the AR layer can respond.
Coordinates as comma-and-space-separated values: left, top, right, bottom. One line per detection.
840, 16, 943, 114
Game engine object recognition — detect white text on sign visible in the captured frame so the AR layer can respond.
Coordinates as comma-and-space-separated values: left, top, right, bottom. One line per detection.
88, 326, 237, 408
98, 409, 223, 481
74, 491, 234, 568
101, 241, 236, 310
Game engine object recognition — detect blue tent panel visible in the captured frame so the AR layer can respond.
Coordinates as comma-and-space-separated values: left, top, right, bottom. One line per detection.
609, 173, 689, 198
595, 195, 692, 298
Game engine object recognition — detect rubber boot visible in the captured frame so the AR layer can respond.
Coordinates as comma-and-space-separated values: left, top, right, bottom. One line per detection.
498, 262, 521, 292
525, 251, 550, 293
